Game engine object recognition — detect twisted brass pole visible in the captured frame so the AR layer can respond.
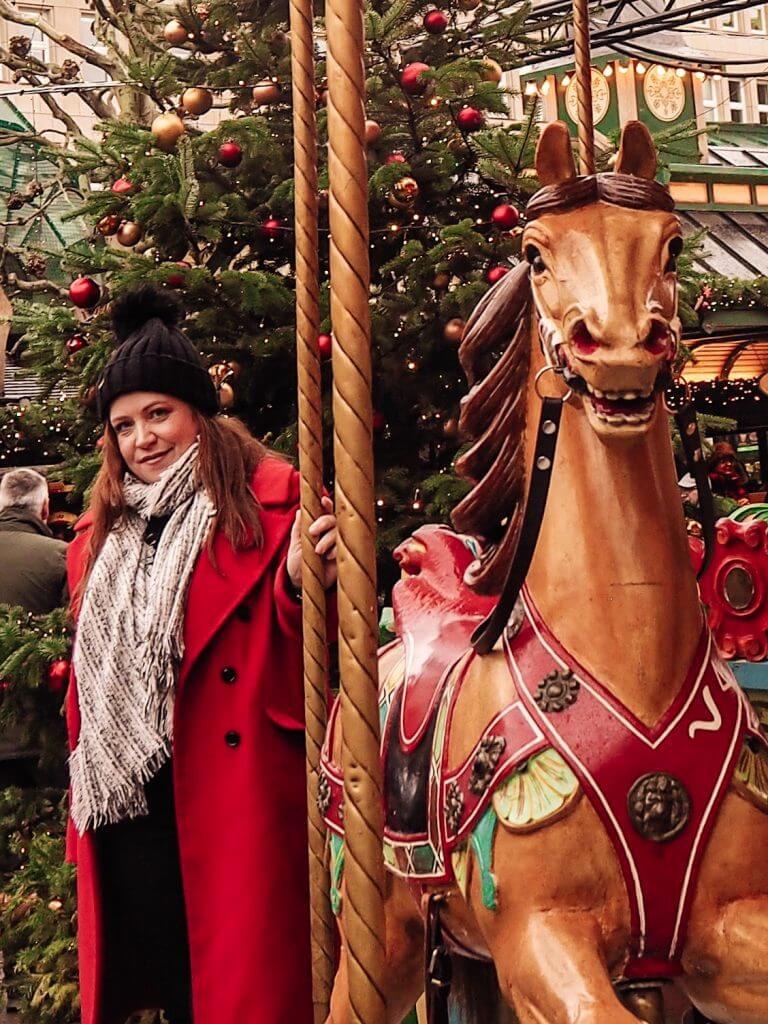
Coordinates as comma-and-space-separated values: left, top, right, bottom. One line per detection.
325, 0, 387, 1016
289, 0, 335, 1018
573, 0, 596, 175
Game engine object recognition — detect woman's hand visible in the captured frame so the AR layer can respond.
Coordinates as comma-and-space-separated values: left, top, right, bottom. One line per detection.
286, 495, 338, 592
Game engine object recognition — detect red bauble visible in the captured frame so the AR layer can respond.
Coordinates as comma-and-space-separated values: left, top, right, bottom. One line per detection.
400, 62, 431, 96
423, 9, 449, 33
372, 410, 386, 431
46, 658, 71, 693
260, 217, 282, 242
111, 176, 135, 195
218, 140, 243, 167
457, 106, 485, 131
491, 203, 520, 230
318, 333, 333, 359
386, 152, 407, 164
166, 262, 189, 287
486, 265, 510, 285
65, 334, 88, 355
68, 276, 100, 309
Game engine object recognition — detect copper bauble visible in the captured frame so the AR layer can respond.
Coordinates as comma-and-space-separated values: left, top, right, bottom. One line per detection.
482, 58, 503, 83
365, 119, 382, 146
389, 176, 419, 209
433, 271, 450, 290
97, 214, 121, 236
163, 19, 189, 45
151, 112, 185, 152
181, 87, 213, 115
443, 318, 465, 343
116, 220, 142, 246
218, 381, 235, 408
459, 0, 481, 10
252, 80, 281, 105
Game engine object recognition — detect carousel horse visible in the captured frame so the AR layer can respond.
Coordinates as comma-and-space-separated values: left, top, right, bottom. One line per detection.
321, 121, 768, 1024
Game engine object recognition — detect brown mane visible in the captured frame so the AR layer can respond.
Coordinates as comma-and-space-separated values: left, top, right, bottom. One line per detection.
452, 172, 675, 595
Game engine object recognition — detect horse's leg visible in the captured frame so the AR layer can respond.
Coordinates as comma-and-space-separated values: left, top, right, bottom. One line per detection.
327, 874, 425, 1024
682, 896, 768, 1024
485, 911, 642, 1024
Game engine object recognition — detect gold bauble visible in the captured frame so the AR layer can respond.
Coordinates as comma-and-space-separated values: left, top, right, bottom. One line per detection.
116, 220, 142, 247
252, 80, 281, 105
389, 175, 419, 209
181, 87, 213, 115
443, 318, 465, 343
482, 58, 503, 83
433, 271, 450, 290
151, 112, 186, 152
459, 0, 481, 9
218, 381, 235, 408
163, 19, 189, 45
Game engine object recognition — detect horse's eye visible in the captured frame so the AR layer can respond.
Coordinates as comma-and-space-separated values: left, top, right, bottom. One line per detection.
665, 236, 683, 274
525, 244, 546, 274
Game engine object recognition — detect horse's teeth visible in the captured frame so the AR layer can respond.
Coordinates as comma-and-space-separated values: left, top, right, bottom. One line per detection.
622, 391, 638, 400
592, 386, 604, 398
605, 391, 620, 400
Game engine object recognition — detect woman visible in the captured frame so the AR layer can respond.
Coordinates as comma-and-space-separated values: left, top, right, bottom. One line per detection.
65, 284, 337, 1024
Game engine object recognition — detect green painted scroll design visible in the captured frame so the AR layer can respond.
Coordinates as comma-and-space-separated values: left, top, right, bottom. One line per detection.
469, 805, 499, 913
329, 832, 345, 916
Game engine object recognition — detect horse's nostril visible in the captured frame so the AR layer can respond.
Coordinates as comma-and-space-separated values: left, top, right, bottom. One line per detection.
571, 322, 599, 355
644, 321, 670, 355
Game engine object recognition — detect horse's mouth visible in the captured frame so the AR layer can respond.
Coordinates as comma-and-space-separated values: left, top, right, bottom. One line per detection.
562, 362, 659, 427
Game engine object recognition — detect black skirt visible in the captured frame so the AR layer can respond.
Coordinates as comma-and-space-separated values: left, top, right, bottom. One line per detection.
93, 761, 193, 1023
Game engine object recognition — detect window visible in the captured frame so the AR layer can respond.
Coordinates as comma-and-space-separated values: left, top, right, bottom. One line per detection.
751, 6, 767, 32
720, 11, 738, 30
15, 7, 50, 64
702, 77, 720, 122
80, 16, 109, 84
758, 81, 768, 123
728, 78, 745, 122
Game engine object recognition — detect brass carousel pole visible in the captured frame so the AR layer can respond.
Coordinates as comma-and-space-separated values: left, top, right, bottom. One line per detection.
572, 0, 596, 175
288, 0, 335, 1017
325, 0, 387, 1014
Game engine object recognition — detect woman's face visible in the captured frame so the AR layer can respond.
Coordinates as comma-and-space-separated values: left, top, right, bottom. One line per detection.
109, 391, 199, 484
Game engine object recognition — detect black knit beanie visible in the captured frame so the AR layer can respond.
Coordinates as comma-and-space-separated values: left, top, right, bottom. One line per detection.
96, 284, 218, 420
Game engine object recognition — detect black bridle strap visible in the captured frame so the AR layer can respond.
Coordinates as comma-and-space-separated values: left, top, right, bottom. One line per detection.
424, 894, 451, 1024
471, 395, 563, 656
674, 401, 716, 578
471, 395, 714, 657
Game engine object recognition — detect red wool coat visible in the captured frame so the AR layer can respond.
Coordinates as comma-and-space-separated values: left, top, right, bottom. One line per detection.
66, 457, 322, 1024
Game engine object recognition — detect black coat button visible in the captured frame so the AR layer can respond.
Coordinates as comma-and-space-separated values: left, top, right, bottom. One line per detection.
225, 731, 241, 748
221, 666, 237, 684
236, 603, 251, 622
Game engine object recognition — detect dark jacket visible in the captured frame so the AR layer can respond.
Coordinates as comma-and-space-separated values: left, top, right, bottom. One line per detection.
0, 508, 68, 614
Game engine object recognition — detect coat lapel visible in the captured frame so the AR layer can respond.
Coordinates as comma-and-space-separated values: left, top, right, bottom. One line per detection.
179, 505, 292, 688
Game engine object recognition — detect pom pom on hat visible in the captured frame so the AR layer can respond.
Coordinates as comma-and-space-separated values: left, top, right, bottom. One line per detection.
111, 283, 183, 343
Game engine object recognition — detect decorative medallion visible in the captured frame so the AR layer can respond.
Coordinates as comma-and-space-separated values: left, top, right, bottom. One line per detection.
643, 65, 686, 122
445, 780, 465, 834
469, 735, 508, 795
565, 67, 611, 126
535, 668, 580, 713
494, 748, 581, 833
317, 771, 332, 817
628, 772, 691, 842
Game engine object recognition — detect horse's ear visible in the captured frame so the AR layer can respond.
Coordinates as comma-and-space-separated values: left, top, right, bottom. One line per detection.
536, 122, 577, 185
615, 121, 657, 179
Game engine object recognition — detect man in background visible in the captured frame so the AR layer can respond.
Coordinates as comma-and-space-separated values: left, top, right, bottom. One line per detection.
0, 468, 67, 613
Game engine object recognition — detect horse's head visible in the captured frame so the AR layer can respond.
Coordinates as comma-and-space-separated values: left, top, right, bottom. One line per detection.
525, 120, 682, 440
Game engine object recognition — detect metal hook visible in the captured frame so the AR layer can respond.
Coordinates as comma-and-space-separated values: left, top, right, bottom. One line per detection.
534, 363, 573, 404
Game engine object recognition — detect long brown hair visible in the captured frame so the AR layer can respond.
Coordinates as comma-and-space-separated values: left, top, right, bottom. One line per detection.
82, 413, 270, 588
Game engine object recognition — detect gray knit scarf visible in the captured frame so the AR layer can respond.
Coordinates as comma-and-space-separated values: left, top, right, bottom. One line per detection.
70, 443, 215, 834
